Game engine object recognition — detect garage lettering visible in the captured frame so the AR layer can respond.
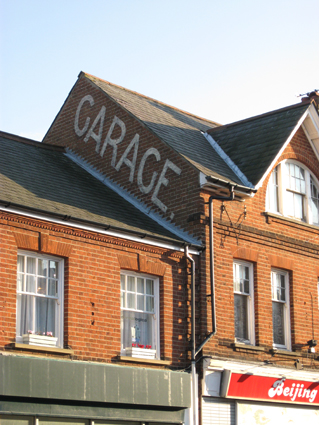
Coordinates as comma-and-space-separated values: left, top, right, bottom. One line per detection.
74, 95, 181, 219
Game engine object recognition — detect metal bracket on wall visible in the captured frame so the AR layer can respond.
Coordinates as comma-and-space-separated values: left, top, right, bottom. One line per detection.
220, 202, 247, 245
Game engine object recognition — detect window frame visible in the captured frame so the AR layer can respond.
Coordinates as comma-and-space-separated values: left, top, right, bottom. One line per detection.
16, 250, 64, 348
266, 160, 319, 226
271, 268, 291, 350
120, 270, 160, 359
233, 260, 255, 345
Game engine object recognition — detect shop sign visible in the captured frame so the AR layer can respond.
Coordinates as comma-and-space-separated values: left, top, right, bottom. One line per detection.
221, 371, 319, 405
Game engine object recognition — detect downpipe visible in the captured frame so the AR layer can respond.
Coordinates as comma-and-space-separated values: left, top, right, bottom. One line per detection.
185, 245, 197, 425
195, 186, 235, 357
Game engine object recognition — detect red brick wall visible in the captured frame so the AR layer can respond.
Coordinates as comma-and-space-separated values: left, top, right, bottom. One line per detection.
0, 211, 191, 368
198, 127, 319, 368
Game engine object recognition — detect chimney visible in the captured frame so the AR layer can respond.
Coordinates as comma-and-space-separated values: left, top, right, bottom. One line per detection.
301, 90, 319, 113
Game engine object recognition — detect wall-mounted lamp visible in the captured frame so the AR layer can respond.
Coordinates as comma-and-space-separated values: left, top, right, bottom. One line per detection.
307, 339, 317, 353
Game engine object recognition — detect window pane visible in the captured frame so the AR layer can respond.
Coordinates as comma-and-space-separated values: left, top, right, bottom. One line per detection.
17, 255, 24, 273
234, 294, 248, 341
146, 279, 154, 295
38, 259, 48, 276
137, 277, 144, 293
146, 296, 154, 312
311, 177, 319, 224
48, 279, 57, 296
17, 273, 23, 292
273, 301, 285, 345
127, 276, 135, 292
120, 274, 125, 290
37, 277, 46, 295
26, 275, 35, 293
312, 198, 319, 224
235, 265, 250, 295
137, 294, 144, 310
121, 310, 154, 349
294, 193, 303, 219
26, 257, 36, 274
286, 190, 294, 212
36, 297, 55, 336
127, 293, 135, 309
49, 261, 58, 278
273, 273, 286, 302
233, 279, 240, 292
121, 291, 125, 308
17, 294, 34, 335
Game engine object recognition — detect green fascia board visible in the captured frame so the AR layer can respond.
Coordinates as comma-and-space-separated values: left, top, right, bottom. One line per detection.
0, 400, 185, 423
0, 356, 190, 409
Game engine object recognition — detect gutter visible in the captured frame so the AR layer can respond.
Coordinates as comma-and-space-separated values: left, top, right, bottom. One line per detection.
204, 176, 256, 196
0, 201, 202, 255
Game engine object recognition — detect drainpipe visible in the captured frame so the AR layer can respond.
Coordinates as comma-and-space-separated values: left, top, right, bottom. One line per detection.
195, 185, 235, 357
185, 245, 197, 425
184, 187, 235, 424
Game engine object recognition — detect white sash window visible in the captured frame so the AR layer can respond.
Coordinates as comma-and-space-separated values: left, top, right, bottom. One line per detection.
266, 161, 319, 226
233, 261, 255, 345
16, 251, 64, 348
271, 269, 291, 350
120, 272, 159, 359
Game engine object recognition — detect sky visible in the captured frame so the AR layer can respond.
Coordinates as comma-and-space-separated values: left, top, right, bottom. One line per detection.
0, 0, 318, 141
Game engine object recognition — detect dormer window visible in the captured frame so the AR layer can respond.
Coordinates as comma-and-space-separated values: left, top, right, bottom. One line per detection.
266, 161, 319, 226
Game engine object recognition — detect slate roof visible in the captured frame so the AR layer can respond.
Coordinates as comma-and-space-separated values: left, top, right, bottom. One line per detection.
84, 73, 243, 185
207, 102, 310, 186
0, 132, 186, 244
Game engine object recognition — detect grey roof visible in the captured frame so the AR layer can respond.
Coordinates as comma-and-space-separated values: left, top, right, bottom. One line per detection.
207, 102, 310, 186
0, 132, 185, 244
85, 73, 243, 185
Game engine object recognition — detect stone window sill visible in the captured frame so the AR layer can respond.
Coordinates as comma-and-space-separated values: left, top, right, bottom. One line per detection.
269, 348, 301, 357
232, 343, 266, 352
263, 212, 319, 231
12, 342, 74, 355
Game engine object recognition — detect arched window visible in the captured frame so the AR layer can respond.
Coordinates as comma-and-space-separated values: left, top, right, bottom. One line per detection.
266, 161, 319, 226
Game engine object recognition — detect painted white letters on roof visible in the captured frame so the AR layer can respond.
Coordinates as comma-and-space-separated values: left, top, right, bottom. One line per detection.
74, 94, 181, 220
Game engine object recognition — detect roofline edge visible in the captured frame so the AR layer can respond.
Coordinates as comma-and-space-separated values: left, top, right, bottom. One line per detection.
0, 203, 202, 254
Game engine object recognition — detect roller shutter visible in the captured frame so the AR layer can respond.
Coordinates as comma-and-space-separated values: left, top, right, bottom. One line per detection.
202, 397, 236, 425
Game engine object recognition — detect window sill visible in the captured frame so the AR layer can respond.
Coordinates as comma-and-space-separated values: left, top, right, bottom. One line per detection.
269, 348, 301, 357
232, 343, 266, 352
12, 343, 74, 355
263, 212, 319, 230
118, 355, 171, 365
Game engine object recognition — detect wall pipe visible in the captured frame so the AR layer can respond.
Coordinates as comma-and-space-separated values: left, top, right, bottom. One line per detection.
195, 185, 235, 357
185, 245, 197, 425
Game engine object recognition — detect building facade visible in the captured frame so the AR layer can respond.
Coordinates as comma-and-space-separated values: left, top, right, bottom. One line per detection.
1, 73, 319, 424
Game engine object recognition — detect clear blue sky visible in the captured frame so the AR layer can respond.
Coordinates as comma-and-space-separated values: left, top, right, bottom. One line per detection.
1, 0, 318, 141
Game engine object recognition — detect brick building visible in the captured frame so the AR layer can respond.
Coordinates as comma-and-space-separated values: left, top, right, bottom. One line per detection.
0, 73, 319, 424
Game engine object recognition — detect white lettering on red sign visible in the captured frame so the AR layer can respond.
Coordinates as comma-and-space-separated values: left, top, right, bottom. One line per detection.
268, 378, 317, 403
74, 95, 181, 220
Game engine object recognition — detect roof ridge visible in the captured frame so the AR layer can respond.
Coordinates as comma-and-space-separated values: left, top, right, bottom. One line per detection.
80, 71, 221, 127
208, 101, 309, 133
0, 131, 65, 151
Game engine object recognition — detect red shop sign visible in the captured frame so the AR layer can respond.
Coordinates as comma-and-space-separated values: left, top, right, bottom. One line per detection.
220, 371, 319, 405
